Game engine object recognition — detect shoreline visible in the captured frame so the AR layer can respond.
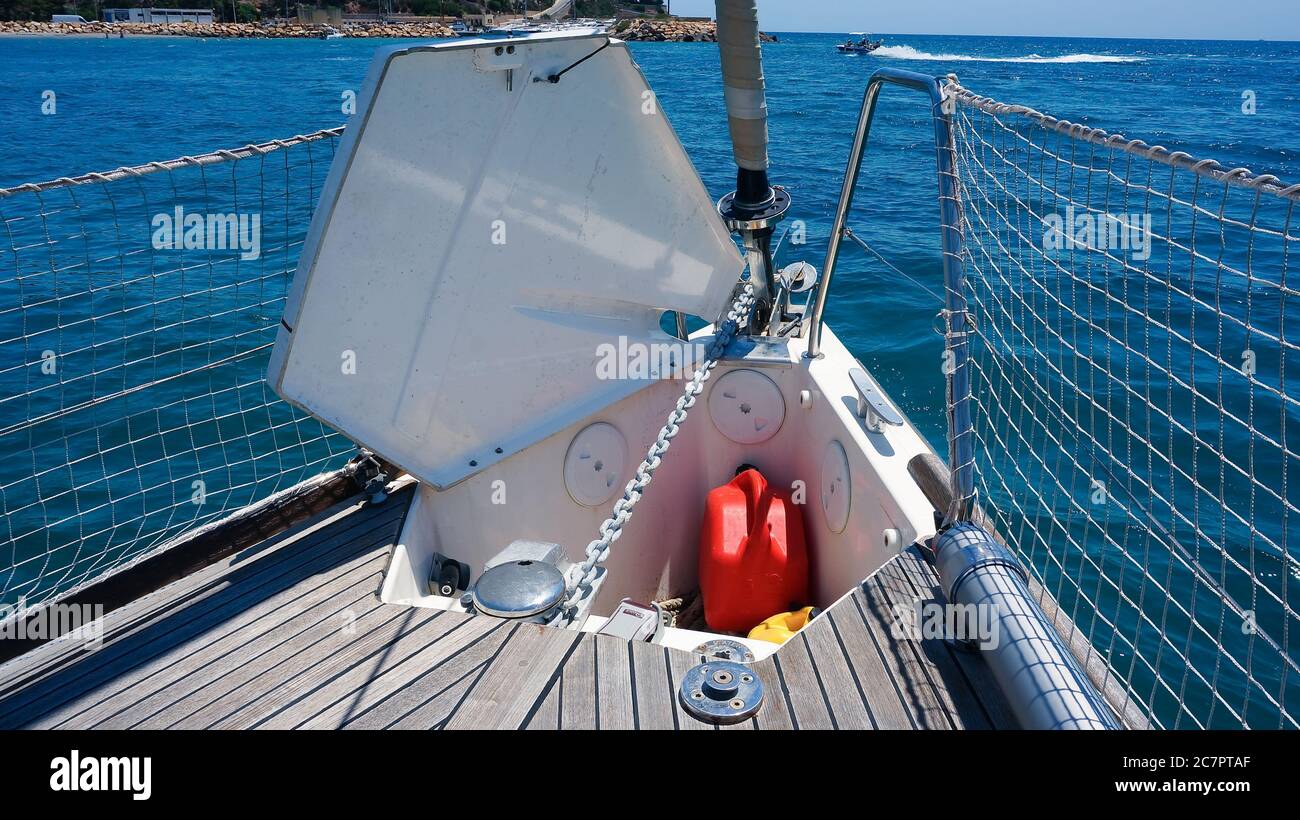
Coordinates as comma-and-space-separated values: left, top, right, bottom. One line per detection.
616, 19, 777, 42
0, 21, 457, 39
2, 19, 776, 43
0, 32, 180, 38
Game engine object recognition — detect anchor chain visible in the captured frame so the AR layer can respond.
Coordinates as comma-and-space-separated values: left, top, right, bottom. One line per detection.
557, 278, 757, 622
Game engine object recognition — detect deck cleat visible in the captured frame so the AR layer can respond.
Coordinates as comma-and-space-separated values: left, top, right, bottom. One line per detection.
427, 553, 472, 597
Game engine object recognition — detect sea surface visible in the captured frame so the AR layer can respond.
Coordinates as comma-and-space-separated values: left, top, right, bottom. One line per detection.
2, 31, 1299, 726
4, 32, 1298, 439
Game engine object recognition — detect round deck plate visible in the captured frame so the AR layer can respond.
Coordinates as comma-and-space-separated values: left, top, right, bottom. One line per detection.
679, 661, 763, 725
563, 422, 627, 507
820, 439, 851, 533
693, 638, 756, 665
708, 369, 785, 445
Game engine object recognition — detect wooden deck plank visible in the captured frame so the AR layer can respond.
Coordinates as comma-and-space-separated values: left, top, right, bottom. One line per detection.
525, 677, 562, 730
299, 612, 502, 729
851, 582, 954, 729
593, 635, 636, 730
0, 571, 257, 721
799, 612, 875, 729
62, 556, 390, 729
258, 610, 496, 729
0, 497, 405, 700
823, 605, 915, 729
423, 668, 494, 730
0, 492, 404, 693
628, 640, 676, 730
44, 550, 390, 732
893, 546, 1019, 729
443, 623, 580, 730
138, 589, 386, 729
134, 579, 386, 729
0, 481, 1047, 733
559, 636, 597, 730
0, 507, 406, 729
347, 623, 515, 730
748, 653, 795, 730
209, 607, 447, 729
770, 637, 836, 730
171, 603, 410, 729
872, 556, 991, 729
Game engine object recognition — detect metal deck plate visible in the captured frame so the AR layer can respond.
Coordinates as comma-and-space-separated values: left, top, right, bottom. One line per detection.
717, 334, 798, 367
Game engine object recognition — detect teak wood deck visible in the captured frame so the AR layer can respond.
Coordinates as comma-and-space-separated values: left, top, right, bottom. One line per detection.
0, 485, 1021, 730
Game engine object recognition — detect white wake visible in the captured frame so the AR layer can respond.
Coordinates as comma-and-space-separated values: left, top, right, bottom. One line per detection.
866, 44, 1144, 63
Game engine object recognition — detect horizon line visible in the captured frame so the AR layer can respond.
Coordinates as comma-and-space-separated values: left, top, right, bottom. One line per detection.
750, 28, 1300, 44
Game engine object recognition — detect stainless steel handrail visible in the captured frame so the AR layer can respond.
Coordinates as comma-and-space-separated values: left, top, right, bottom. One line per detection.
806, 68, 975, 522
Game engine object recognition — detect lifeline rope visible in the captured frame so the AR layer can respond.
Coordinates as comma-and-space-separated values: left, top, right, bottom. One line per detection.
0, 127, 345, 198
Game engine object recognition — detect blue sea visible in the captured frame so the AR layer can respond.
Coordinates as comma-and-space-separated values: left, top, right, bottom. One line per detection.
4, 32, 1299, 443
2, 31, 1299, 726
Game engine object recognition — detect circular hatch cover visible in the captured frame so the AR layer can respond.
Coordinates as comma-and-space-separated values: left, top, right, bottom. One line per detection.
821, 440, 851, 533
563, 422, 628, 507
708, 369, 786, 445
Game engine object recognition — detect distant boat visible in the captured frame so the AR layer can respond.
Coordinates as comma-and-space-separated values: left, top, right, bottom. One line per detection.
485, 26, 544, 37
320, 25, 344, 40
482, 18, 547, 37
837, 34, 882, 53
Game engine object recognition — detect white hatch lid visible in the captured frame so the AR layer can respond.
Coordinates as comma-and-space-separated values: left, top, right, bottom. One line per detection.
268, 33, 743, 488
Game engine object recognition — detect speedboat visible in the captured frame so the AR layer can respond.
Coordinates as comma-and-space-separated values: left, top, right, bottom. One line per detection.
837, 33, 882, 53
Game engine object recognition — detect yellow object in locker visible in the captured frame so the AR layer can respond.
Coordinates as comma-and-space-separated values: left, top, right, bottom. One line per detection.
747, 606, 817, 644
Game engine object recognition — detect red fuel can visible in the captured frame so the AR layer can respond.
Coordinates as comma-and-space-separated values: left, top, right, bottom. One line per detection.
698, 468, 809, 633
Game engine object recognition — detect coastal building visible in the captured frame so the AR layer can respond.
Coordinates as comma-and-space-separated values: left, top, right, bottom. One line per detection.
102, 8, 215, 24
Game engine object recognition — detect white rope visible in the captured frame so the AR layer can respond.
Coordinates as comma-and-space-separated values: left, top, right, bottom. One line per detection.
0, 127, 345, 199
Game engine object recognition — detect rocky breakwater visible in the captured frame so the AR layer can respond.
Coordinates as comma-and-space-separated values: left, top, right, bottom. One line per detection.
614, 19, 776, 43
0, 20, 456, 38
337, 21, 457, 38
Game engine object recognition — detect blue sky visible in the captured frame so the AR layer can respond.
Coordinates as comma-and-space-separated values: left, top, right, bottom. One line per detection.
666, 0, 1300, 41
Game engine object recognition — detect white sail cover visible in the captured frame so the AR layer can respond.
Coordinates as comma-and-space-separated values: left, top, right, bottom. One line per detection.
269, 33, 743, 488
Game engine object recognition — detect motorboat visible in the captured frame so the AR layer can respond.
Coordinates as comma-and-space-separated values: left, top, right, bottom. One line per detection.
838, 34, 882, 53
